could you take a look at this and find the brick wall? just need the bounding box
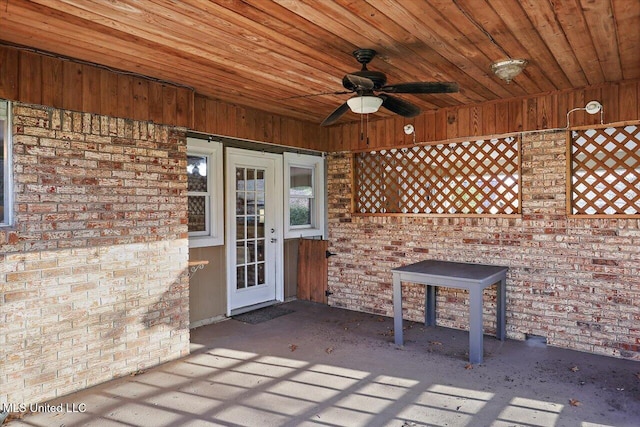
[327,130,640,361]
[0,103,189,404]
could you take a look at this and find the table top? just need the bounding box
[392,259,508,281]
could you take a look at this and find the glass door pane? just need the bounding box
[235,167,267,290]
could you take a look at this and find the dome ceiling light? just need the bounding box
[491,59,528,84]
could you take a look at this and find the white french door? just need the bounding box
[225,148,283,315]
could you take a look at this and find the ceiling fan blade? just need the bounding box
[343,74,375,91]
[380,82,459,94]
[379,94,421,117]
[321,102,350,126]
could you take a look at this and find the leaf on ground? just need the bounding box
[635,372,640,381]
[569,398,581,407]
[464,363,473,370]
[131,369,146,376]
[569,366,579,372]
[429,340,443,346]
[289,344,298,352]
[377,317,386,322]
[325,346,334,354]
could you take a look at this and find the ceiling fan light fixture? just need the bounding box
[347,96,383,114]
[491,59,528,83]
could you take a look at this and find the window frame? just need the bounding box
[1,99,13,228]
[187,137,224,247]
[283,152,325,238]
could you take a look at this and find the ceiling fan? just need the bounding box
[320,49,459,126]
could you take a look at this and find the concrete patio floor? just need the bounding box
[6,300,640,427]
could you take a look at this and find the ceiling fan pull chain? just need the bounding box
[366,113,370,145]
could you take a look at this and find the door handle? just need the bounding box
[270,238,277,243]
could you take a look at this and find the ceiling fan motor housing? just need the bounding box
[342,48,388,91]
[342,71,387,91]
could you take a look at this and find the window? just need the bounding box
[284,152,325,238]
[1,100,12,227]
[570,125,640,216]
[289,166,313,226]
[187,137,223,247]
[354,137,520,215]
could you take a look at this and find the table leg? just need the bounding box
[425,285,436,326]
[393,274,403,346]
[469,287,483,364]
[496,277,506,340]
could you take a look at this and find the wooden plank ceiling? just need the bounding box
[1,0,638,126]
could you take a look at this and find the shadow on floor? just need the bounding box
[7,300,640,427]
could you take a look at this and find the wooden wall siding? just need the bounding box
[192,94,329,151]
[0,47,193,127]
[3,46,638,153]
[328,80,640,152]
[0,45,328,149]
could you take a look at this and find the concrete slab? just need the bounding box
[5,300,640,426]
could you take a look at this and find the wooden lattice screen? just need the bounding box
[570,125,640,216]
[354,137,520,215]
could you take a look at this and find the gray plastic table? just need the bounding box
[392,259,508,364]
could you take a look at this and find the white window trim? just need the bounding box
[284,152,325,239]
[187,137,224,247]
[1,99,13,228]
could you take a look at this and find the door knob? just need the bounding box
[270,238,277,243]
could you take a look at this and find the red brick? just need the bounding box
[1,103,189,406]
[327,130,640,363]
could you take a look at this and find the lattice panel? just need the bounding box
[355,137,520,215]
[571,125,640,215]
[188,196,206,232]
